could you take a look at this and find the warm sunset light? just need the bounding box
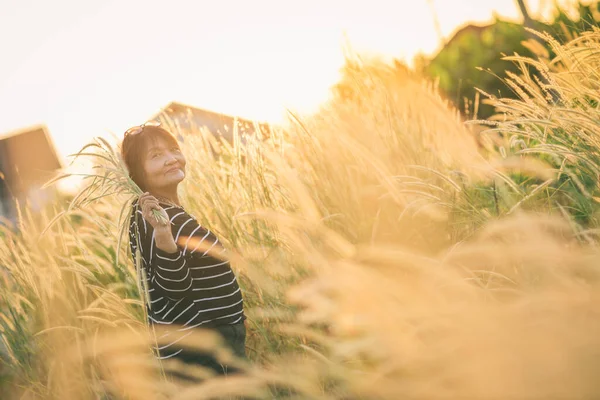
[0,0,571,160]
[5,1,600,398]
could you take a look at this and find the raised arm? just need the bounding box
[134,194,225,300]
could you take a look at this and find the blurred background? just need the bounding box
[0,0,593,217]
[4,1,600,399]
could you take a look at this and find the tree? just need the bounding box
[421,1,600,119]
[516,0,533,28]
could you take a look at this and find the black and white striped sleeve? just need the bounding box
[146,207,225,299]
[169,210,224,258]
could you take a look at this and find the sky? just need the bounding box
[0,0,572,161]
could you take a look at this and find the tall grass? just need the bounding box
[2,29,600,399]
[475,28,600,229]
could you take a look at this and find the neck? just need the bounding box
[151,186,181,206]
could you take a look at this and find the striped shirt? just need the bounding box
[128,200,245,360]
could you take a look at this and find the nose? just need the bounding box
[164,153,178,166]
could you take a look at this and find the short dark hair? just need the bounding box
[121,125,180,192]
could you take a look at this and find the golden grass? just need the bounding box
[2,31,600,399]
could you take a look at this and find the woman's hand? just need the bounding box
[139,192,169,229]
[139,192,178,253]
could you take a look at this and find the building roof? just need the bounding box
[0,125,63,195]
[152,101,272,141]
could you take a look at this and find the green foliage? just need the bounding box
[426,19,537,118]
[423,1,600,119]
[8,21,600,398]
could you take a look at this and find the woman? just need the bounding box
[122,122,246,379]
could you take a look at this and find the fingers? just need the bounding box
[139,192,159,202]
[139,193,159,211]
[142,201,161,217]
[138,192,169,227]
[139,192,157,205]
[145,199,160,209]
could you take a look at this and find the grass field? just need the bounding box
[2,29,600,399]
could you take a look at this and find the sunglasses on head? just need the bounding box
[124,120,161,137]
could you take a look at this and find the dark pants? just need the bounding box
[166,322,247,381]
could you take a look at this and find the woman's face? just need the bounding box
[142,137,186,192]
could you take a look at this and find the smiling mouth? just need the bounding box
[165,167,181,174]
